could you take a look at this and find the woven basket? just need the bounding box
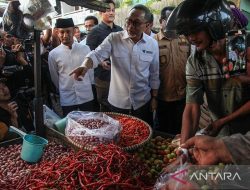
[105,112,153,151]
[65,112,153,151]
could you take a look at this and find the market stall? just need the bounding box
[0,111,179,189]
[2,1,249,190]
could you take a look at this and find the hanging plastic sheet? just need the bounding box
[2,1,29,38]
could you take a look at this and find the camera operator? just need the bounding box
[0,32,33,96]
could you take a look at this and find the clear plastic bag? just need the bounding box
[195,125,210,136]
[65,111,121,147]
[155,162,194,190]
[43,105,61,128]
[19,0,55,20]
[19,0,56,30]
[154,149,196,190]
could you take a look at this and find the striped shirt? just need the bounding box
[186,50,250,134]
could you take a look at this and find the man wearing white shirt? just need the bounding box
[48,18,94,116]
[141,9,155,38]
[70,5,160,126]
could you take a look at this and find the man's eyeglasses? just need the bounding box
[125,18,147,28]
[106,8,115,13]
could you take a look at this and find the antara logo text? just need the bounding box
[189,172,242,181]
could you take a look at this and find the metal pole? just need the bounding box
[34,29,45,137]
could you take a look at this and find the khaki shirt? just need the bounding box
[154,31,189,101]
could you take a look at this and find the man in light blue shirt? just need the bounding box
[70,5,159,126]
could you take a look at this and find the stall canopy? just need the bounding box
[58,0,109,12]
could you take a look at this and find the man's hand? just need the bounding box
[69,66,88,81]
[11,44,24,53]
[100,60,111,70]
[181,135,232,165]
[16,52,29,65]
[0,48,6,66]
[205,119,224,136]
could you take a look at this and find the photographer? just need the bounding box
[0,32,33,96]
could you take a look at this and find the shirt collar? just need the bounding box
[158,30,173,41]
[122,30,130,39]
[60,41,76,49]
[141,33,147,43]
[100,21,118,29]
[122,30,147,43]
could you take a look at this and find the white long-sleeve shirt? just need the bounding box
[87,31,160,110]
[48,42,94,106]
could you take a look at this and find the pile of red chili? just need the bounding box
[110,115,151,148]
[1,144,153,190]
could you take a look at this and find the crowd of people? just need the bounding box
[0,0,249,168]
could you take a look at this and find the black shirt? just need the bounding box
[86,22,123,81]
[1,47,33,96]
[0,106,11,127]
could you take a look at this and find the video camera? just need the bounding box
[22,39,33,53]
[15,86,35,102]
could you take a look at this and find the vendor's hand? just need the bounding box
[69,66,88,81]
[150,97,157,111]
[205,119,224,137]
[181,136,232,165]
[100,60,111,70]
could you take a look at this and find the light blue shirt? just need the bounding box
[48,42,94,106]
[80,38,87,45]
[86,30,160,110]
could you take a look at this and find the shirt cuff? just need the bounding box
[86,51,99,69]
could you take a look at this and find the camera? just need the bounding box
[23,39,33,53]
[15,86,35,102]
[1,65,23,75]
[226,30,247,76]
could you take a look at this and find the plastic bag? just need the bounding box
[155,151,247,190]
[65,111,121,148]
[2,1,30,39]
[43,105,61,128]
[154,149,194,190]
[195,125,210,136]
[19,0,56,30]
[155,162,195,190]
